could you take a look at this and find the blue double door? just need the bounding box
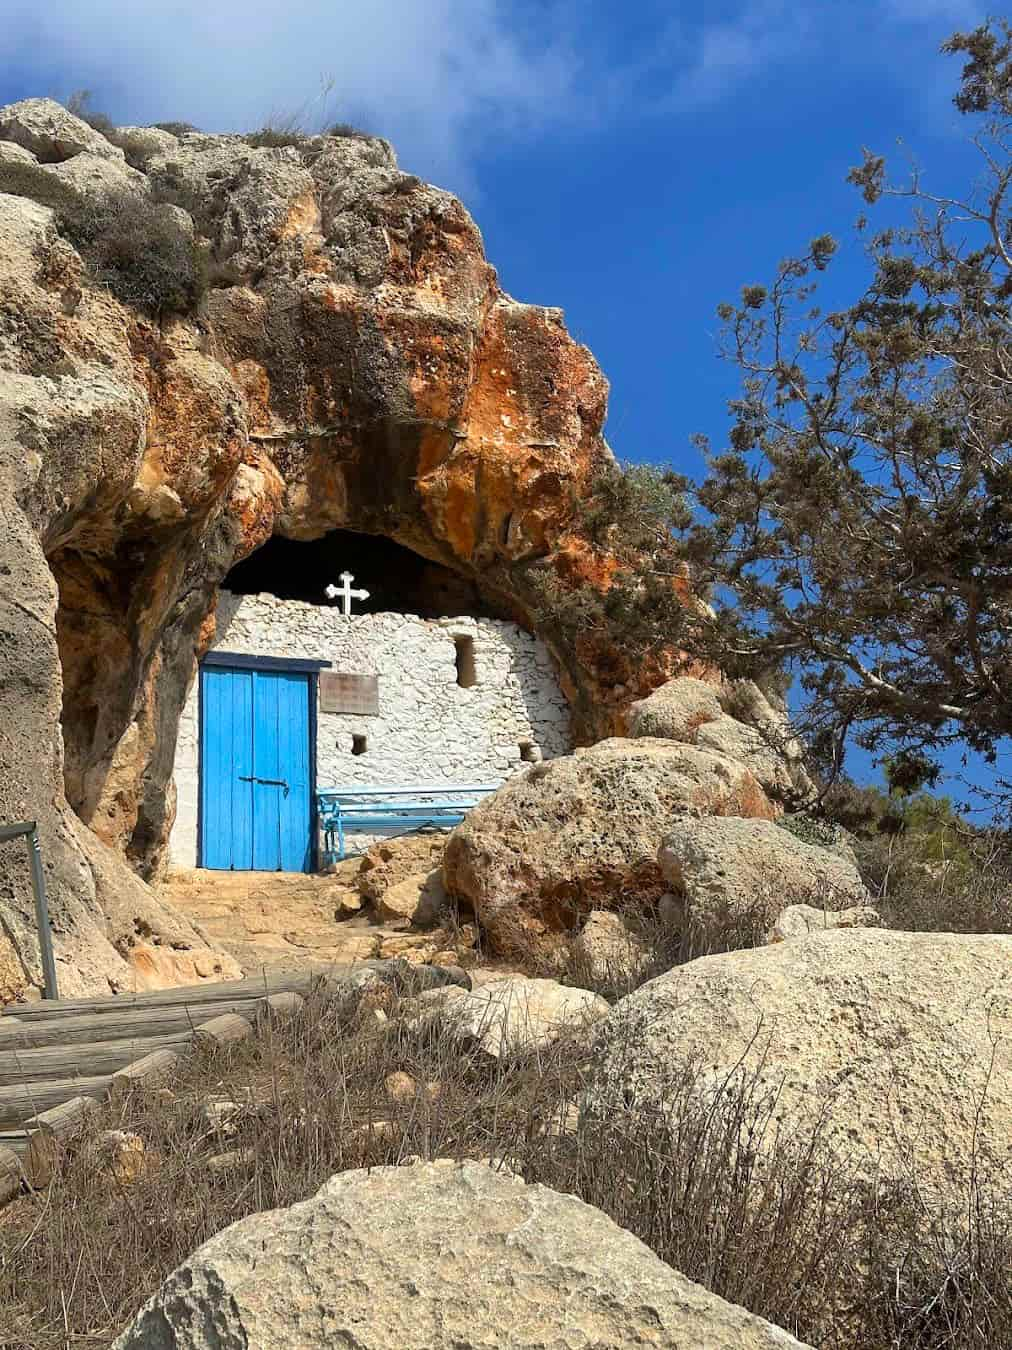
[200,666,312,872]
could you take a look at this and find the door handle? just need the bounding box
[239,775,290,797]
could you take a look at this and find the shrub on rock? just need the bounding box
[56,188,204,314]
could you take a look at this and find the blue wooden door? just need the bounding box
[200,666,311,872]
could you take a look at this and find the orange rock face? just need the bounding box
[0,102,704,997]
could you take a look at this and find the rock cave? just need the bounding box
[168,525,573,873]
[0,97,642,997]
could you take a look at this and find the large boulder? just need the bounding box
[585,929,1012,1189]
[112,1161,810,1348]
[444,738,775,953]
[413,975,609,1061]
[627,676,813,805]
[657,816,870,947]
[626,675,723,740]
[768,901,881,944]
[0,97,123,163]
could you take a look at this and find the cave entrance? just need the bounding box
[170,525,543,873]
[222,528,499,619]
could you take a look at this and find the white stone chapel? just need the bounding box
[169,538,572,872]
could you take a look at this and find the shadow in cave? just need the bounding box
[223,527,506,620]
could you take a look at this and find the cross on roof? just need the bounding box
[325,571,370,616]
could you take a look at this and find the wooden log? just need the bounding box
[0,1031,189,1087]
[23,1095,100,1187]
[0,970,329,1021]
[0,1144,23,1204]
[108,1047,184,1106]
[253,990,304,1029]
[0,998,276,1052]
[205,1146,256,1174]
[191,1013,253,1053]
[0,1130,28,1159]
[0,1075,110,1130]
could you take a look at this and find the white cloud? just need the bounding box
[1,1,981,191]
[3,0,579,190]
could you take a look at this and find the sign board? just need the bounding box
[319,672,379,716]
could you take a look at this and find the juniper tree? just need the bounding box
[683,21,1012,792]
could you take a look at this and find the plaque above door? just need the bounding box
[319,672,379,716]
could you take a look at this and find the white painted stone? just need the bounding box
[169,594,572,867]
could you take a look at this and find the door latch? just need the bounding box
[239,775,290,797]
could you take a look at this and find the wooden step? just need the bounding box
[0,1031,190,1088]
[1,970,324,1021]
[0,1075,111,1129]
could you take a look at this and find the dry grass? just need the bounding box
[2,980,1010,1349]
[857,831,1012,935]
[54,188,204,315]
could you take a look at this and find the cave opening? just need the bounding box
[223,527,503,620]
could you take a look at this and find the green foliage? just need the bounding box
[522,462,694,661]
[56,188,205,315]
[245,120,373,150]
[245,124,310,149]
[822,775,973,861]
[578,461,691,553]
[775,811,851,853]
[325,121,373,140]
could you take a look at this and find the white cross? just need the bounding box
[325,571,370,616]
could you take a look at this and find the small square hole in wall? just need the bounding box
[519,740,540,763]
[454,635,477,688]
[351,734,368,756]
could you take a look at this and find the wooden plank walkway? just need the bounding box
[0,958,467,1200]
[0,970,321,1131]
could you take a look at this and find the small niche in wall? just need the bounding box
[454,635,477,688]
[518,740,540,763]
[351,734,368,756]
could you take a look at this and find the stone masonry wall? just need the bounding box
[169,592,572,867]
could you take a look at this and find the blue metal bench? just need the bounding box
[317,783,499,863]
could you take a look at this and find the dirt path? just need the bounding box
[158,866,464,976]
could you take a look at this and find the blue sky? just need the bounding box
[2,0,994,805]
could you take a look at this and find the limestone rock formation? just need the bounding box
[356,837,448,904]
[767,901,881,943]
[657,816,870,946]
[626,675,723,740]
[585,929,1012,1189]
[112,1161,811,1348]
[375,869,446,926]
[0,96,664,997]
[443,737,775,952]
[0,97,124,163]
[628,676,814,804]
[572,909,652,986]
[412,975,609,1061]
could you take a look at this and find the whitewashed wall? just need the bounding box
[169,592,572,867]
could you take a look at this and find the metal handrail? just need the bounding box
[0,821,58,1000]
